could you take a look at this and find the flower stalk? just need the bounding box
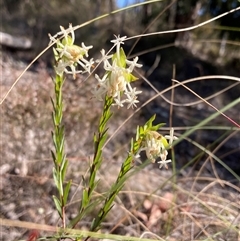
[50,24,93,229]
[70,35,143,229]
[51,73,71,229]
[69,95,113,229]
[90,115,178,231]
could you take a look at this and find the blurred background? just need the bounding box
[1,0,239,174]
[1,0,240,67]
[1,1,240,240]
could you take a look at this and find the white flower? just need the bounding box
[110,35,127,46]
[96,49,113,64]
[128,150,142,164]
[145,137,162,162]
[164,128,178,146]
[77,56,94,74]
[141,130,173,169]
[107,63,127,97]
[158,158,172,169]
[125,84,142,109]
[92,74,108,100]
[147,141,171,169]
[93,36,142,108]
[49,24,75,45]
[49,24,94,78]
[112,97,125,108]
[133,127,177,170]
[81,42,92,57]
[159,150,171,169]
[55,59,80,78]
[126,57,142,72]
[110,35,127,59]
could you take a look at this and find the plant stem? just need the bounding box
[90,136,139,232]
[70,96,113,228]
[51,74,71,228]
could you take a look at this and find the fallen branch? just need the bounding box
[0,31,32,49]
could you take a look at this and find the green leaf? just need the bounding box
[124,73,138,82]
[63,180,72,205]
[135,126,140,140]
[50,150,56,163]
[62,35,73,45]
[58,173,64,197]
[53,47,59,61]
[146,114,156,127]
[52,132,58,150]
[150,123,165,131]
[82,189,89,209]
[61,157,68,181]
[59,135,65,154]
[53,167,59,189]
[93,133,97,142]
[130,74,138,81]
[70,199,102,229]
[52,112,57,126]
[112,47,126,68]
[130,138,134,151]
[53,195,62,218]
[97,131,108,149]
[91,203,114,231]
[50,97,56,111]
[94,152,102,166]
[119,48,127,67]
[88,180,100,198]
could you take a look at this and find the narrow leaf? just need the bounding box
[82,189,89,209]
[63,180,72,205]
[53,195,62,218]
[61,157,68,181]
[50,150,56,162]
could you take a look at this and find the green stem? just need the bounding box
[90,116,162,231]
[70,96,113,228]
[51,74,71,228]
[90,137,140,231]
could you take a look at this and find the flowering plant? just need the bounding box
[49,24,94,78]
[49,24,178,235]
[93,35,142,108]
[130,115,178,169]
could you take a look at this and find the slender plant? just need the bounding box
[49,24,93,229]
[49,24,178,236]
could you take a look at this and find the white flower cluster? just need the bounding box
[49,24,94,79]
[138,128,178,169]
[93,36,143,109]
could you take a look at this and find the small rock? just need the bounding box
[158,192,174,212]
[0,164,11,175]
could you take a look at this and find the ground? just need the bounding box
[0,49,239,241]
